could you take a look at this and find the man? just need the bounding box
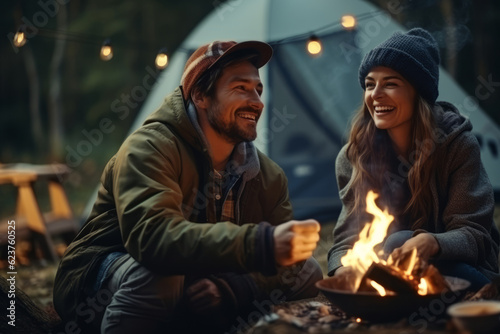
[53,40,323,333]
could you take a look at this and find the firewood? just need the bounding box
[420,264,450,295]
[357,276,379,293]
[389,248,426,278]
[364,262,419,295]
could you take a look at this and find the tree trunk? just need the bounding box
[48,5,68,160]
[441,0,457,78]
[22,45,44,155]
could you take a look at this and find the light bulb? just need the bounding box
[341,15,357,30]
[100,39,113,61]
[13,29,27,48]
[155,48,168,70]
[307,35,322,56]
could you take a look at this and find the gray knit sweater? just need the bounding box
[328,102,500,281]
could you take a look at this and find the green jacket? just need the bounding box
[53,87,293,321]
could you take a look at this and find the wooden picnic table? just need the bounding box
[0,163,79,262]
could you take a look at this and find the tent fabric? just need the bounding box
[267,30,362,221]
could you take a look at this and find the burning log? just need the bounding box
[357,278,381,293]
[364,262,419,295]
[360,260,450,296]
[420,264,450,295]
[388,247,426,278]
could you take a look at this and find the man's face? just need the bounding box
[205,60,264,144]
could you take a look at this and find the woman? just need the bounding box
[327,28,499,291]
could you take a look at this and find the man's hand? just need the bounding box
[273,219,320,266]
[390,233,440,264]
[185,279,222,315]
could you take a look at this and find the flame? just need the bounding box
[337,190,444,296]
[341,191,394,292]
[418,278,428,295]
[404,247,418,276]
[370,280,387,296]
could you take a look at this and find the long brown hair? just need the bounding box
[346,95,439,229]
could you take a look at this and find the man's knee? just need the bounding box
[109,254,185,302]
[99,256,185,332]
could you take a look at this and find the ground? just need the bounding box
[2,206,500,333]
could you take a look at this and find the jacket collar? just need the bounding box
[143,87,203,150]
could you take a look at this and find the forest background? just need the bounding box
[1,0,499,220]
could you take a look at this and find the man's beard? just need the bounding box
[207,102,258,144]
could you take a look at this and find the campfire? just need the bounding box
[337,191,449,296]
[265,189,487,329]
[314,191,472,322]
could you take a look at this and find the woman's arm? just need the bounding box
[424,131,499,267]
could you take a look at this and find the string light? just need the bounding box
[341,15,357,30]
[155,47,168,70]
[306,35,322,56]
[13,28,27,48]
[13,10,377,62]
[100,39,113,61]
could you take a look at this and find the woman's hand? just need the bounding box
[390,233,440,263]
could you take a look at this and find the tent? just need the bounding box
[127,0,500,222]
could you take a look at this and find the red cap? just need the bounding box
[180,40,273,100]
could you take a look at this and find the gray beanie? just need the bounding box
[358,28,440,104]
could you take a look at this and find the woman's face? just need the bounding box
[364,66,417,139]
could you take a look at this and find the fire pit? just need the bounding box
[321,191,473,322]
[316,275,470,322]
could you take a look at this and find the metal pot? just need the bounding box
[316,276,470,322]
